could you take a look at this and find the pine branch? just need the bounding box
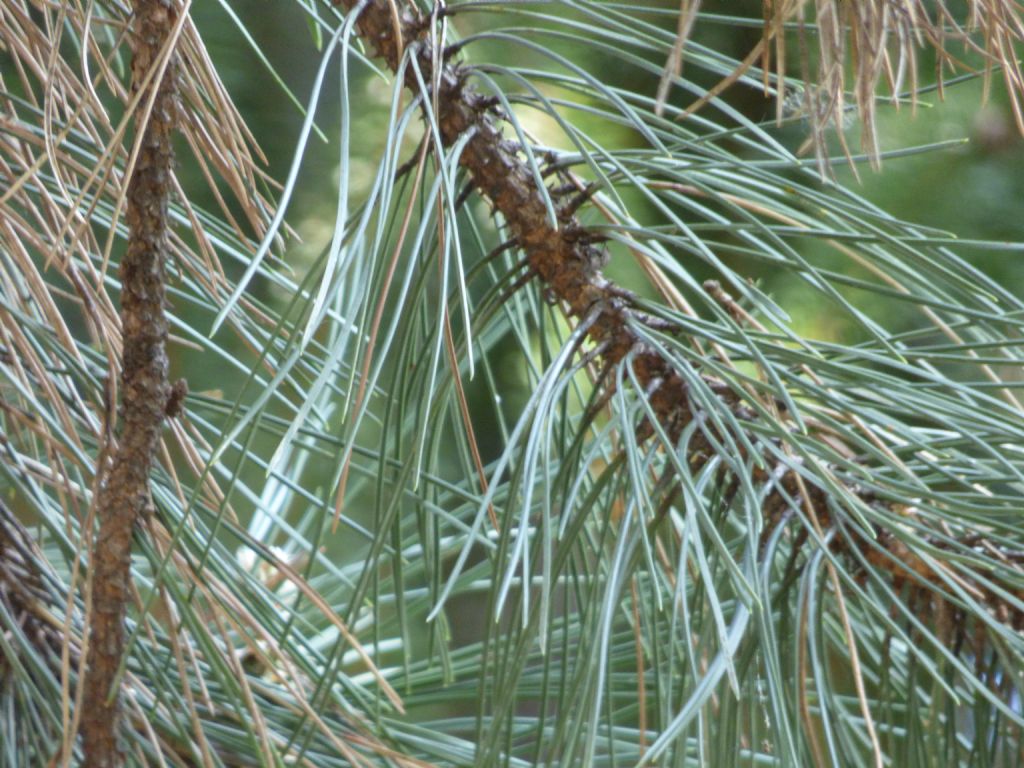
[335,0,1023,647]
[79,2,180,764]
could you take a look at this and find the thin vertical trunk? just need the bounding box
[79,1,178,764]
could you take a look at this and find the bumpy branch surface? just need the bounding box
[347,1,717,439]
[338,0,1023,639]
[79,2,178,765]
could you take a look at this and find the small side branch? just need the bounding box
[79,1,179,765]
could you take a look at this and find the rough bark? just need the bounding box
[79,1,178,765]
[343,1,722,441]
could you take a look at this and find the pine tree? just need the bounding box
[1,1,1023,765]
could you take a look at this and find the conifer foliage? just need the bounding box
[1,1,1023,765]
